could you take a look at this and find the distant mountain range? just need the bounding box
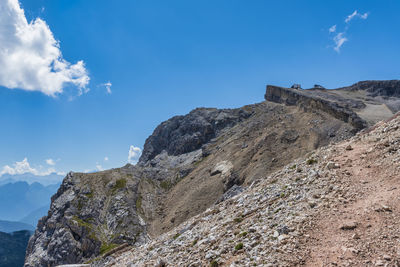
[0,174,63,267]
[19,205,51,227]
[0,179,60,227]
[0,172,63,186]
[0,220,34,233]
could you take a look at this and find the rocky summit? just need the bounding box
[24,80,400,266]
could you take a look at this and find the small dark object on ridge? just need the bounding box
[291,84,302,89]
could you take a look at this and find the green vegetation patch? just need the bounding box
[136,195,142,212]
[210,260,219,267]
[239,231,248,237]
[100,242,119,255]
[112,178,127,193]
[72,216,98,241]
[77,199,84,210]
[235,242,244,250]
[160,180,173,190]
[233,216,243,223]
[306,158,318,165]
[173,233,181,240]
[73,216,92,229]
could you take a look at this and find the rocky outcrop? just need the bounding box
[24,169,149,267]
[139,108,252,163]
[265,85,367,131]
[24,149,205,266]
[342,80,400,97]
[265,81,400,126]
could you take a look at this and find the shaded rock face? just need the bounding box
[139,108,252,163]
[344,80,400,97]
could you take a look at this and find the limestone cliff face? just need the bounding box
[265,80,400,128]
[265,85,367,131]
[25,80,400,266]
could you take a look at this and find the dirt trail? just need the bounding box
[303,126,400,266]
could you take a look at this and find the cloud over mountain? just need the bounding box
[128,145,141,164]
[0,158,64,177]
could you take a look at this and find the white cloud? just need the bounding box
[0,0,90,96]
[333,32,348,52]
[345,10,369,23]
[345,10,358,23]
[100,81,112,94]
[45,158,55,165]
[0,157,61,176]
[360,13,368,19]
[96,164,103,171]
[1,158,37,175]
[104,156,109,161]
[128,145,141,164]
[329,10,369,53]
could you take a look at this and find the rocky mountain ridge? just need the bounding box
[95,107,400,267]
[25,80,400,266]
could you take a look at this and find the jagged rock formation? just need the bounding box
[25,80,400,266]
[95,109,400,267]
[139,108,252,163]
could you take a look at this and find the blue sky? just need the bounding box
[0,0,399,176]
